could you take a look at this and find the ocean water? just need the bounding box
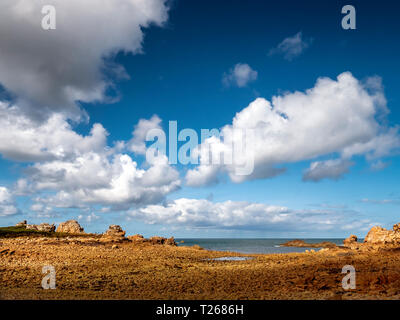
[176,238,345,254]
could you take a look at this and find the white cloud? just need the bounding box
[223,63,258,88]
[303,159,354,182]
[28,153,180,209]
[0,0,168,121]
[128,115,162,155]
[14,179,31,196]
[269,32,311,60]
[30,202,57,218]
[26,150,180,210]
[361,198,400,205]
[0,109,180,210]
[341,127,400,160]
[186,72,399,186]
[78,212,100,223]
[0,187,19,216]
[0,2,179,214]
[370,160,390,171]
[0,102,108,162]
[128,198,373,232]
[185,164,221,187]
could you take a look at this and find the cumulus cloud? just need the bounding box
[23,146,180,210]
[269,32,311,60]
[30,202,57,218]
[128,115,162,155]
[0,2,180,215]
[0,187,19,216]
[0,110,180,210]
[0,0,168,121]
[0,101,108,162]
[303,159,354,182]
[128,198,373,232]
[222,63,258,88]
[185,163,221,187]
[186,72,399,186]
[341,127,400,160]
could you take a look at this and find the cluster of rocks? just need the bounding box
[281,239,337,248]
[281,222,400,252]
[14,219,177,246]
[128,234,146,242]
[16,220,83,234]
[343,234,358,246]
[343,223,400,250]
[15,220,27,227]
[127,234,176,246]
[149,236,176,246]
[101,225,126,242]
[16,220,56,232]
[100,227,177,245]
[364,225,400,244]
[27,223,56,232]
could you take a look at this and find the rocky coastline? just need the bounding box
[281,223,400,252]
[2,221,400,299]
[9,219,177,245]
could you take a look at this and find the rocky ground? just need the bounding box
[2,220,400,300]
[2,236,400,300]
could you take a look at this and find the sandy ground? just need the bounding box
[1,237,400,300]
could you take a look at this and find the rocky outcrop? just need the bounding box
[26,223,55,232]
[101,225,126,242]
[149,236,177,246]
[128,234,147,243]
[126,234,176,245]
[16,220,55,232]
[15,220,27,228]
[281,239,336,248]
[339,223,400,251]
[343,235,358,246]
[165,237,177,246]
[363,226,400,245]
[56,220,84,234]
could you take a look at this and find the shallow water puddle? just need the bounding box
[212,256,253,261]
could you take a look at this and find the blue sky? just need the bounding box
[0,0,399,238]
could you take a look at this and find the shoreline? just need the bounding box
[1,234,400,300]
[2,221,400,300]
[177,238,344,254]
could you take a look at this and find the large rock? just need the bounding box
[166,237,177,246]
[15,220,27,228]
[128,234,147,243]
[343,235,358,246]
[281,239,336,248]
[26,223,55,232]
[101,225,126,242]
[56,220,84,234]
[149,236,177,246]
[364,226,400,244]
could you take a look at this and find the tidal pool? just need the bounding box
[212,256,253,261]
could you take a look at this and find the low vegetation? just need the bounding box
[0,226,99,239]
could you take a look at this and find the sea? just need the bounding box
[176,238,346,254]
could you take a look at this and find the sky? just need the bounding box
[0,0,399,238]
